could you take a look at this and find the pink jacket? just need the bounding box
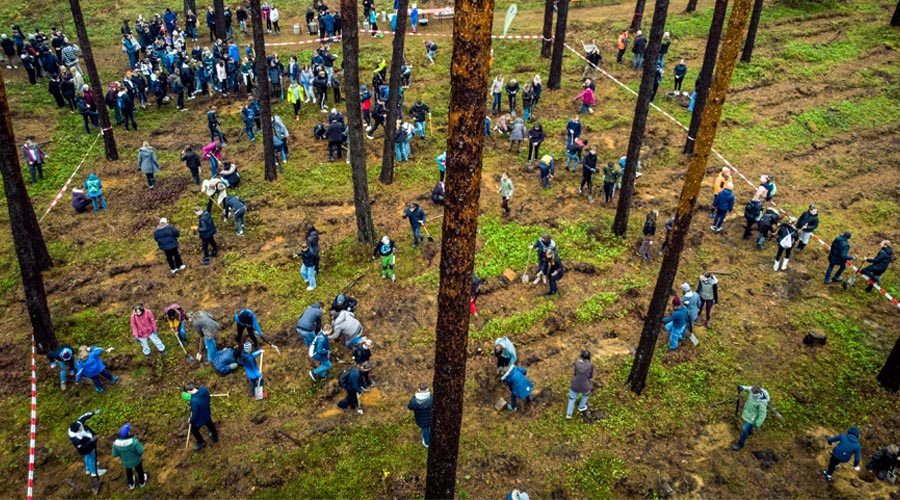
[202,142,222,160]
[130,309,158,339]
[574,88,595,105]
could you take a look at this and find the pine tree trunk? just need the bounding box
[630,0,648,31]
[892,0,900,26]
[184,0,197,18]
[878,336,900,391]
[541,0,554,58]
[249,0,278,181]
[547,0,569,90]
[741,0,764,63]
[683,0,728,155]
[0,71,57,354]
[214,0,227,41]
[686,0,698,13]
[380,0,409,185]
[69,0,118,161]
[612,0,670,237]
[629,0,752,395]
[341,0,376,243]
[424,0,493,496]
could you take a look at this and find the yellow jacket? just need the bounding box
[287,84,304,105]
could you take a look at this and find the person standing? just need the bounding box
[824,232,857,284]
[410,99,431,140]
[602,161,620,206]
[181,146,202,185]
[663,297,689,351]
[189,311,219,363]
[794,204,819,251]
[673,59,687,91]
[616,30,629,64]
[658,32,671,68]
[137,141,160,190]
[565,115,582,147]
[710,183,735,232]
[47,344,76,391]
[543,249,564,296]
[572,85,595,115]
[741,195,762,240]
[732,385,770,451]
[223,194,246,237]
[296,242,320,291]
[184,383,218,450]
[566,350,594,419]
[193,207,218,265]
[824,427,862,481]
[111,423,148,490]
[696,272,718,328]
[501,364,534,412]
[373,235,397,282]
[239,342,265,398]
[579,146,598,203]
[631,30,647,69]
[21,139,47,185]
[75,346,120,393]
[773,221,798,271]
[639,210,658,261]
[508,117,525,153]
[408,383,433,447]
[491,75,504,114]
[849,240,893,292]
[505,78,519,114]
[130,304,166,359]
[82,173,107,212]
[309,327,333,381]
[355,343,374,390]
[68,409,107,479]
[527,123,545,165]
[498,173,514,217]
[337,366,364,414]
[403,203,427,248]
[153,218,185,274]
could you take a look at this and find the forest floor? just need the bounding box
[1,0,900,498]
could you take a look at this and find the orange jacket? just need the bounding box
[617,32,629,50]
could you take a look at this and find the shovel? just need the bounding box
[521,247,533,283]
[421,222,434,242]
[254,351,265,400]
[173,333,193,363]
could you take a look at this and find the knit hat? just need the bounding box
[336,294,345,305]
[381,235,390,245]
[672,296,681,306]
[119,423,132,438]
[681,283,690,292]
[158,218,168,228]
[243,342,253,353]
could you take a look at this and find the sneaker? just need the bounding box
[178,265,186,271]
[822,470,832,481]
[171,268,178,274]
[110,376,120,384]
[357,408,364,414]
[391,274,396,283]
[61,382,67,391]
[193,441,207,451]
[96,469,107,476]
[824,279,832,284]
[309,371,317,381]
[710,225,718,231]
[200,258,210,265]
[566,414,572,419]
[732,443,743,451]
[236,231,244,237]
[506,404,517,411]
[366,135,374,140]
[578,407,588,413]
[140,473,148,488]
[129,483,136,490]
[833,276,843,282]
[381,273,387,279]
[306,285,316,291]
[95,387,105,393]
[423,439,429,448]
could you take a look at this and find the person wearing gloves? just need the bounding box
[239,342,265,398]
[824,427,862,481]
[732,385,770,450]
[372,235,397,282]
[130,304,167,358]
[566,350,594,419]
[408,383,433,447]
[329,308,364,349]
[75,346,120,393]
[111,423,148,489]
[501,364,534,411]
[663,297,689,351]
[183,383,218,450]
[493,336,517,373]
[296,302,324,347]
[309,328,332,381]
[69,409,107,478]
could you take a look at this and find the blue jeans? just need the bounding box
[345,334,362,348]
[90,195,108,211]
[403,138,412,160]
[566,389,589,417]
[421,426,430,446]
[394,143,406,162]
[297,328,315,347]
[301,264,317,288]
[84,449,98,476]
[580,103,590,114]
[492,92,502,113]
[244,122,255,142]
[127,52,138,69]
[209,126,224,143]
[414,120,426,138]
[825,262,847,282]
[427,50,436,63]
[523,107,531,121]
[713,209,727,228]
[232,207,245,234]
[55,362,71,383]
[90,369,115,390]
[666,322,684,350]
[312,358,332,378]
[412,226,423,245]
[204,338,217,362]
[565,152,580,172]
[209,157,219,177]
[737,422,754,446]
[632,52,644,69]
[658,53,666,69]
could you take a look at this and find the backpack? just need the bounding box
[338,370,350,389]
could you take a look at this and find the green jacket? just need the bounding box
[739,385,770,428]
[602,163,619,184]
[499,177,514,198]
[111,436,145,468]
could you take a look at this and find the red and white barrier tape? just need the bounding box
[265,29,545,46]
[38,132,101,223]
[565,43,900,311]
[27,336,36,500]
[265,35,342,47]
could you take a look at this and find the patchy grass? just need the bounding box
[471,300,556,340]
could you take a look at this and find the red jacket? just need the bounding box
[130,309,158,339]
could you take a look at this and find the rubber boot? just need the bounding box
[781,258,789,270]
[773,259,780,271]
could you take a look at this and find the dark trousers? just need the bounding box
[292,101,301,117]
[825,262,847,282]
[201,236,218,258]
[775,246,792,261]
[548,273,560,294]
[507,95,516,113]
[742,217,755,239]
[616,49,625,63]
[699,298,714,321]
[363,109,371,126]
[235,325,259,349]
[528,143,540,161]
[145,173,155,188]
[177,90,184,109]
[338,389,359,409]
[580,177,593,196]
[603,182,615,204]
[328,140,342,159]
[27,162,44,184]
[189,166,200,185]
[123,109,137,130]
[501,196,509,215]
[190,419,219,444]
[674,77,684,91]
[826,455,843,476]
[163,247,183,270]
[125,461,145,487]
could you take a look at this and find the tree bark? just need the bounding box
[69,0,118,161]
[628,0,752,395]
[630,0,648,31]
[683,0,728,155]
[184,0,197,18]
[892,0,900,26]
[214,0,227,41]
[341,0,376,243]
[380,0,409,185]
[541,0,554,58]
[741,0,764,63]
[424,0,493,497]
[0,70,57,354]
[547,0,569,90]
[878,336,900,391]
[686,0,698,13]
[249,0,278,181]
[612,0,670,237]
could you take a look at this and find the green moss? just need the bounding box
[471,300,555,341]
